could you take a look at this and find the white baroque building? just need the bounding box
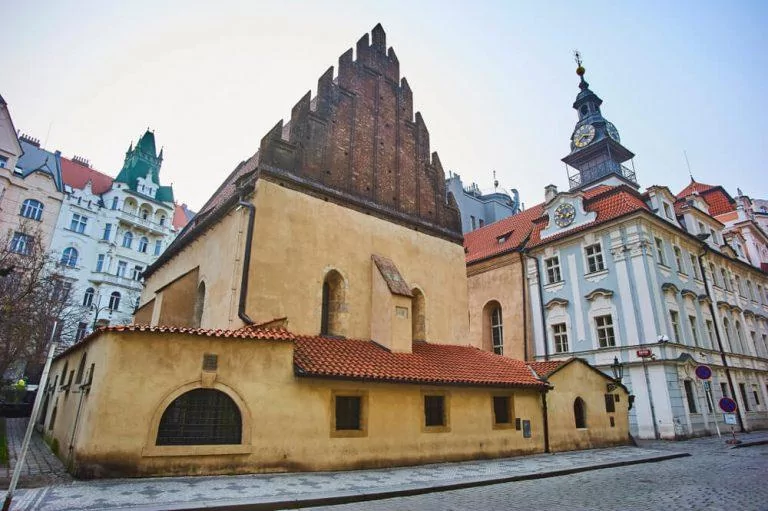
[49,130,192,343]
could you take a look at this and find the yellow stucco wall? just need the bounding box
[545,361,630,452]
[467,253,530,360]
[43,331,545,478]
[141,178,470,344]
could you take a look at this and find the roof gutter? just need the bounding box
[523,249,549,361]
[237,197,256,325]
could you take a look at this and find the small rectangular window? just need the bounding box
[116,261,127,278]
[655,238,666,266]
[478,219,484,227]
[670,310,681,342]
[739,383,751,412]
[544,256,562,284]
[470,216,476,230]
[202,353,218,371]
[663,202,673,219]
[585,243,605,273]
[75,322,88,341]
[515,418,522,431]
[689,316,699,347]
[610,416,615,427]
[493,396,512,425]
[673,247,685,274]
[752,385,760,406]
[154,239,162,256]
[424,395,446,427]
[96,254,105,273]
[102,223,112,241]
[721,382,729,398]
[595,315,616,347]
[684,380,697,413]
[335,396,362,430]
[69,213,87,234]
[706,320,715,347]
[690,254,701,279]
[552,323,568,353]
[604,394,616,413]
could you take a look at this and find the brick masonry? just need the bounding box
[257,24,462,242]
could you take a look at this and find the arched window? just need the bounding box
[60,247,79,267]
[20,199,44,221]
[111,196,118,210]
[141,209,149,220]
[122,231,133,248]
[193,282,205,328]
[574,397,587,428]
[723,318,732,349]
[82,287,95,307]
[482,301,503,355]
[320,270,345,336]
[138,236,149,253]
[156,389,242,445]
[159,216,166,227]
[735,321,745,353]
[412,288,426,342]
[108,291,121,311]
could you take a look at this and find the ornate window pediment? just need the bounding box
[584,288,613,301]
[544,298,569,310]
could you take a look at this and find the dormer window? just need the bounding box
[662,202,673,219]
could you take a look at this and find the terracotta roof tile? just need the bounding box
[60,157,113,194]
[675,180,736,216]
[294,336,547,388]
[527,360,569,378]
[465,185,649,260]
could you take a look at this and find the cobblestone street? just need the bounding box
[308,437,768,511]
[0,418,71,489]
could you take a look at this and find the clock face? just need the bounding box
[554,203,576,228]
[572,124,596,148]
[606,122,620,142]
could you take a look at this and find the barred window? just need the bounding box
[156,389,242,445]
[553,323,568,353]
[424,395,446,427]
[585,244,605,273]
[595,315,615,347]
[545,256,562,284]
[335,396,362,430]
[491,306,503,355]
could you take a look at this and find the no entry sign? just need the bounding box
[719,397,738,413]
[695,365,712,380]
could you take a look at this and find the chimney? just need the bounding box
[19,133,40,147]
[72,155,91,168]
[545,184,558,202]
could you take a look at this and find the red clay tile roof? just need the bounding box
[465,185,649,261]
[172,203,195,230]
[294,336,547,388]
[676,179,735,217]
[60,157,113,194]
[527,360,569,378]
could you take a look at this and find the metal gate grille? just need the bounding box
[156,389,242,445]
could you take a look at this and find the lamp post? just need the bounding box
[91,295,113,330]
[606,356,624,392]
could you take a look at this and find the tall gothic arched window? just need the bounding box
[321,270,345,336]
[482,301,503,355]
[574,397,587,428]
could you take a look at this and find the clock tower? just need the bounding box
[562,53,639,191]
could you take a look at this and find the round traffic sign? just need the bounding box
[719,397,737,413]
[695,365,712,380]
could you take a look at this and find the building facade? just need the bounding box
[445,171,520,233]
[465,62,768,439]
[49,130,185,343]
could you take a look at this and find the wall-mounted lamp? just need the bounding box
[607,356,624,392]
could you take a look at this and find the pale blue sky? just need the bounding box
[2,0,766,210]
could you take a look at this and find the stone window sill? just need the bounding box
[142,444,252,457]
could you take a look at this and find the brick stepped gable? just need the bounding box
[257,24,462,242]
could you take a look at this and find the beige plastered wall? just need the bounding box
[546,361,630,452]
[467,252,531,360]
[42,331,545,478]
[0,170,63,250]
[141,178,470,344]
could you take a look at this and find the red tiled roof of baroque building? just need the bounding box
[676,179,736,217]
[60,157,113,194]
[57,324,547,388]
[464,184,649,262]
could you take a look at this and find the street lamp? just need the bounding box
[91,295,113,330]
[607,356,624,392]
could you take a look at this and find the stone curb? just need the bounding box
[731,439,768,449]
[127,452,691,511]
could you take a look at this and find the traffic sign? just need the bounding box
[723,413,737,425]
[695,365,712,380]
[719,397,737,413]
[703,381,711,392]
[636,349,653,358]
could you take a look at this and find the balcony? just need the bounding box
[568,161,637,190]
[114,209,169,235]
[89,271,143,291]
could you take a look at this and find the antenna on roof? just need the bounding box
[493,170,498,191]
[43,122,53,149]
[683,150,694,180]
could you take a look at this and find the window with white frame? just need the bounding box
[662,202,673,219]
[747,281,755,301]
[735,275,744,297]
[705,319,715,348]
[491,306,503,355]
[138,236,149,253]
[544,256,562,284]
[689,315,699,347]
[111,196,118,210]
[734,321,745,353]
[69,213,87,234]
[720,268,731,291]
[690,254,701,279]
[116,261,127,278]
[670,310,681,342]
[122,231,133,248]
[9,232,33,255]
[60,247,78,267]
[595,315,616,347]
[553,323,568,353]
[75,322,88,341]
[96,254,105,272]
[709,264,718,286]
[683,380,698,413]
[750,331,758,356]
[83,287,94,307]
[102,223,112,241]
[585,244,605,273]
[673,247,685,274]
[108,291,121,311]
[19,199,44,221]
[154,240,162,256]
[655,238,666,266]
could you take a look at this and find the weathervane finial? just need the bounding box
[573,50,582,67]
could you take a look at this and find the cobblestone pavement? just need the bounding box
[1,418,71,488]
[308,435,768,511]
[1,444,686,511]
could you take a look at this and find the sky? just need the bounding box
[2,0,767,212]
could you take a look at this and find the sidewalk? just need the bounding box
[2,444,688,511]
[0,418,71,489]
